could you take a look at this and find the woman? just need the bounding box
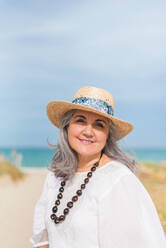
[30,86,166,248]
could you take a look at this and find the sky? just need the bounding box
[0,0,166,148]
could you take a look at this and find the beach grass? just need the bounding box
[0,155,27,182]
[139,161,166,234]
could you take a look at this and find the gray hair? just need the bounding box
[47,109,140,181]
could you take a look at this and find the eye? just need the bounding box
[96,122,104,128]
[75,118,85,123]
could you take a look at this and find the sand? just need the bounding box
[0,168,48,248]
[1,165,166,248]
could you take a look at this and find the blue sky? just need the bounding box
[0,0,166,148]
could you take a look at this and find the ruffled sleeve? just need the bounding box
[29,171,51,247]
[98,173,166,248]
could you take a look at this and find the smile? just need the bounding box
[79,139,94,144]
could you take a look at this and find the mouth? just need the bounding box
[78,138,94,144]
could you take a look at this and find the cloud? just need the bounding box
[1,0,166,78]
[0,0,166,147]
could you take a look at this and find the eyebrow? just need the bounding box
[73,115,107,124]
[74,115,86,119]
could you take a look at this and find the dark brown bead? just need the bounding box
[91,166,96,172]
[76,189,82,196]
[61,181,66,186]
[59,215,65,221]
[54,218,60,224]
[57,193,63,199]
[55,199,60,205]
[84,178,89,184]
[94,162,99,166]
[64,208,69,215]
[81,183,86,189]
[72,195,78,202]
[59,187,64,192]
[87,172,92,177]
[50,214,56,220]
[52,206,58,213]
[67,201,73,208]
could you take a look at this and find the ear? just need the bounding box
[106,128,110,142]
[66,124,69,131]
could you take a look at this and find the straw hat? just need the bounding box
[46,86,134,141]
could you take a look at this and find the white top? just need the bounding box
[30,160,166,248]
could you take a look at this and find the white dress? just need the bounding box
[30,160,166,248]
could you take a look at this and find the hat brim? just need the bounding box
[46,101,134,141]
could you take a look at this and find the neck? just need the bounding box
[77,152,102,172]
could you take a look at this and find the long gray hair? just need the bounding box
[47,109,140,181]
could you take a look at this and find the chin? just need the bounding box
[76,150,101,157]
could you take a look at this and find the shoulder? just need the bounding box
[100,160,133,182]
[44,170,61,189]
[92,160,138,200]
[96,162,155,211]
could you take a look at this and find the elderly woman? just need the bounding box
[30,86,166,248]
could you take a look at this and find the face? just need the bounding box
[67,110,110,158]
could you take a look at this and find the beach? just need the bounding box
[0,168,48,248]
[0,163,166,248]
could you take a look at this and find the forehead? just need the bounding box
[73,109,109,122]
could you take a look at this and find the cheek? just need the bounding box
[67,124,81,142]
[96,131,108,145]
[100,135,107,146]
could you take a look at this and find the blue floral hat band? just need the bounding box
[72,97,114,116]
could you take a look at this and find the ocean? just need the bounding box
[0,147,166,168]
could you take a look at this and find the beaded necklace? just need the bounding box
[50,153,103,224]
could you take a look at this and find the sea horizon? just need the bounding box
[0,146,166,168]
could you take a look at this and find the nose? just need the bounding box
[82,124,94,138]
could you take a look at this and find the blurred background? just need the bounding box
[0,1,166,247]
[0,0,166,168]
